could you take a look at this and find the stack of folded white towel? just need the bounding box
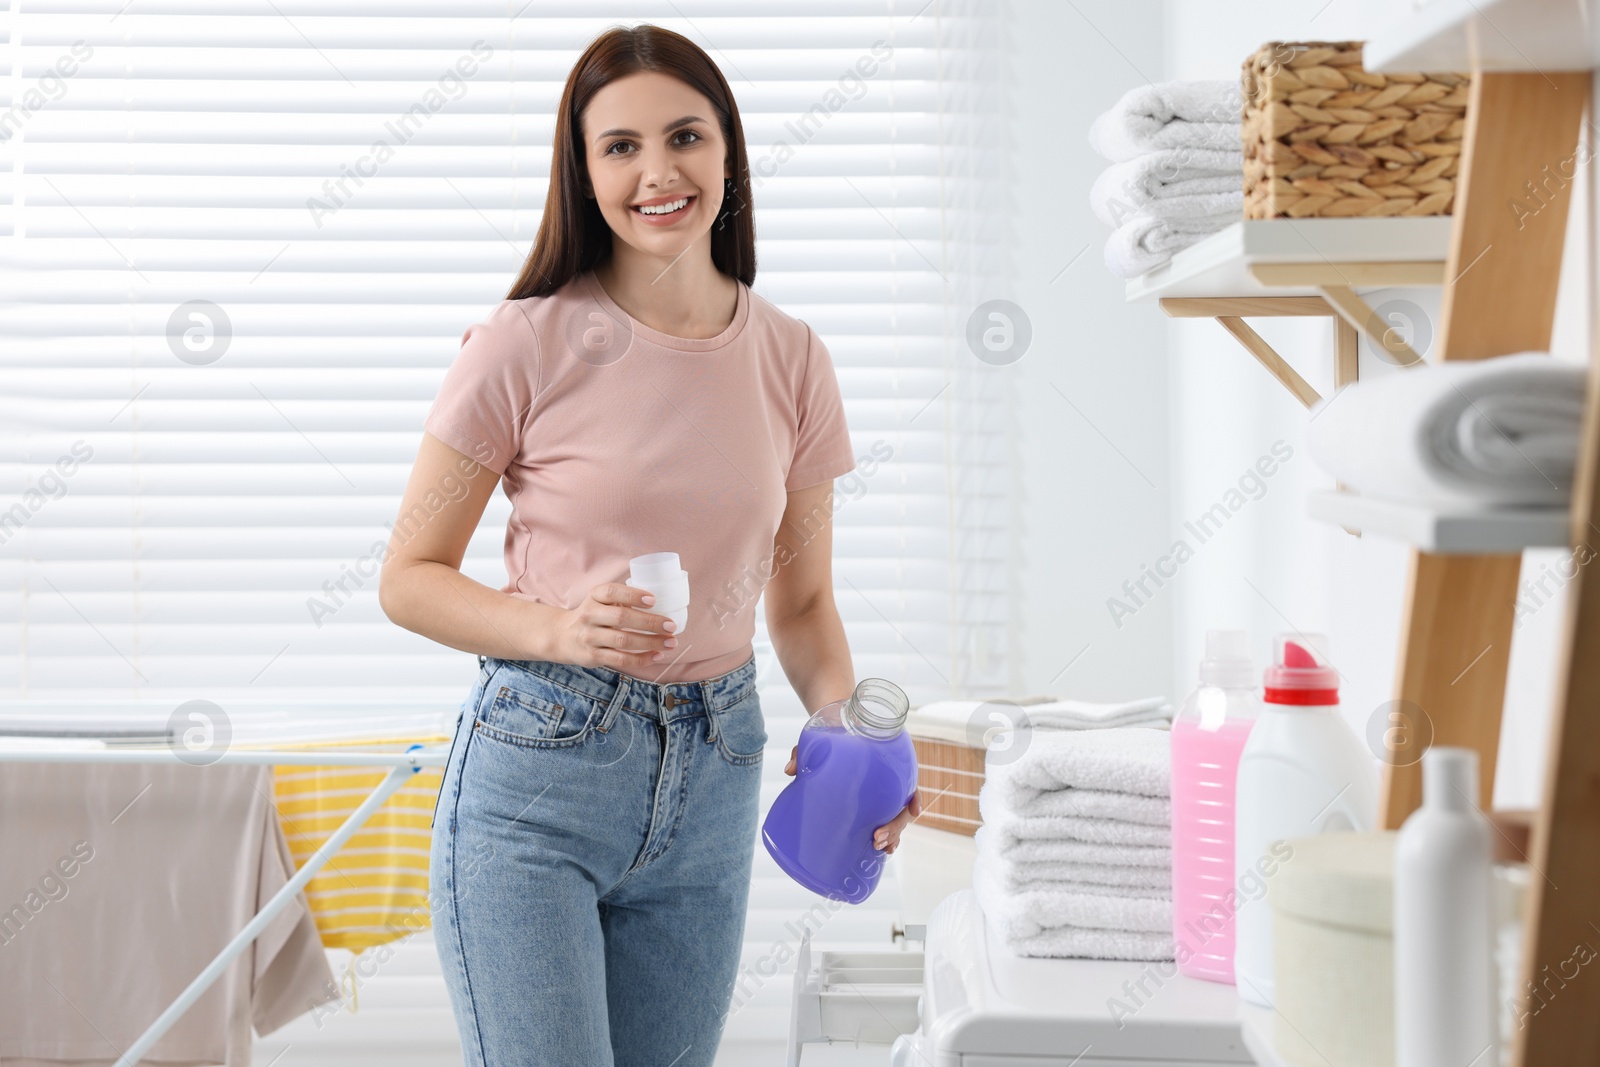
[971,725,1175,961]
[1088,80,1245,279]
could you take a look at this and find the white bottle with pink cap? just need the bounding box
[1232,631,1378,1009]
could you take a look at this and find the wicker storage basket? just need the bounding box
[910,737,984,836]
[1241,41,1471,219]
[905,694,1059,836]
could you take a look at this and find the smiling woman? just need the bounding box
[371,21,910,1067]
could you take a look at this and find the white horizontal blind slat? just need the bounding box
[1,3,1006,712]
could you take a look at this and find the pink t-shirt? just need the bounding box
[422,269,857,683]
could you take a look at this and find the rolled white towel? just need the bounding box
[987,726,1172,807]
[979,778,1170,826]
[1090,149,1243,227]
[1307,352,1588,507]
[1089,79,1244,162]
[1104,212,1236,279]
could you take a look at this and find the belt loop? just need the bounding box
[597,673,628,733]
[700,678,716,742]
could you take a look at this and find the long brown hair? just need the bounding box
[506,25,756,300]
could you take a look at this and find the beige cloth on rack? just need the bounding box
[0,760,339,1066]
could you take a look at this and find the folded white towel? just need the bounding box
[979,787,1170,850]
[979,778,1170,826]
[1308,352,1587,507]
[975,866,1176,961]
[996,919,1177,962]
[1104,212,1236,278]
[905,694,1056,746]
[1089,80,1243,162]
[998,857,1172,892]
[973,857,1171,939]
[1026,695,1174,731]
[908,694,1171,746]
[1090,150,1243,228]
[975,824,1170,870]
[992,812,1169,849]
[987,727,1172,808]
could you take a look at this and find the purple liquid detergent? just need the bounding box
[762,679,919,904]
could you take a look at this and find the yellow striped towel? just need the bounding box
[270,735,449,952]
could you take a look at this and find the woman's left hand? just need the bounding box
[872,791,922,854]
[783,744,924,855]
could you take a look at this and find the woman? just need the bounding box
[379,25,921,1067]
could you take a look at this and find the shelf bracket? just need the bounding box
[1212,316,1323,408]
[1245,261,1437,366]
[1317,284,1424,366]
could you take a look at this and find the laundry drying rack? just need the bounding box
[0,738,448,1067]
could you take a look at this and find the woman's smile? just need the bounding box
[630,193,697,226]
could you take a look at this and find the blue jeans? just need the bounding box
[430,652,767,1067]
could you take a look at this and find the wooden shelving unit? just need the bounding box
[1361,16,1599,1067]
[1126,37,1597,1067]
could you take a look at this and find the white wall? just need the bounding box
[1161,0,1594,808]
[1009,2,1173,703]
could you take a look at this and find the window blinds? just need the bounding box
[0,1,1008,713]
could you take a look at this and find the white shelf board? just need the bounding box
[1238,1002,1287,1067]
[1364,0,1598,74]
[1309,489,1571,552]
[1125,218,1453,302]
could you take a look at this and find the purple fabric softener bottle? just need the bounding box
[761,678,919,904]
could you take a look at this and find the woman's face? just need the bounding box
[580,71,731,256]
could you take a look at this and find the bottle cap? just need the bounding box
[1263,632,1339,705]
[1422,745,1479,810]
[628,552,690,611]
[1199,629,1255,688]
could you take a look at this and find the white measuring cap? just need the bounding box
[628,552,690,635]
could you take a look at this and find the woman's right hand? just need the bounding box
[552,582,678,670]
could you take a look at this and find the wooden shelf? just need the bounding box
[1307,490,1571,552]
[1125,218,1452,302]
[1364,0,1597,74]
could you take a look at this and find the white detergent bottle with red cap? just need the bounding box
[1232,632,1378,1009]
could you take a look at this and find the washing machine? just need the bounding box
[890,889,1255,1067]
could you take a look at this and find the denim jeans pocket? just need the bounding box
[474,669,599,749]
[431,709,463,829]
[710,687,767,767]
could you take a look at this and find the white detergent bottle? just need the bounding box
[1233,632,1378,1009]
[1395,746,1498,1067]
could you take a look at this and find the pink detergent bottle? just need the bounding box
[1170,629,1261,983]
[762,678,918,904]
